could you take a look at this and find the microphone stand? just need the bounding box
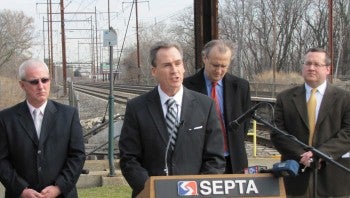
[251,113,350,198]
[164,135,172,176]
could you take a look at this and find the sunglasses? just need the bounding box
[22,78,50,85]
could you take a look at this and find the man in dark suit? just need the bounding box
[183,39,251,174]
[119,41,225,197]
[271,48,350,197]
[0,59,86,198]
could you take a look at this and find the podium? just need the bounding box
[137,173,285,198]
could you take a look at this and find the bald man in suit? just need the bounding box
[184,39,251,174]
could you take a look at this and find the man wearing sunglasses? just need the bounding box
[0,59,86,198]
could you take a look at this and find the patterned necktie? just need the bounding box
[307,88,317,145]
[165,98,178,150]
[33,109,41,138]
[211,82,228,152]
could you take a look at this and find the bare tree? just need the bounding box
[120,7,195,84]
[334,0,350,78]
[171,7,195,75]
[120,0,350,84]
[303,0,328,49]
[0,10,34,73]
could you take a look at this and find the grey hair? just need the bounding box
[149,41,183,67]
[201,39,235,60]
[19,59,49,80]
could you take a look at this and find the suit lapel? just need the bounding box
[223,75,236,124]
[17,102,39,145]
[292,86,309,129]
[147,88,168,144]
[175,88,195,148]
[192,69,208,94]
[179,88,194,127]
[39,100,57,145]
[316,84,336,127]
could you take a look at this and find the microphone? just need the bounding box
[260,160,300,177]
[229,103,262,129]
[164,132,172,176]
[177,120,184,129]
[164,120,184,176]
[244,165,268,174]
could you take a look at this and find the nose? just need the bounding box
[37,81,45,88]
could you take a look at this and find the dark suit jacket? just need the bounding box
[271,83,350,196]
[0,100,86,198]
[183,69,251,173]
[119,86,226,197]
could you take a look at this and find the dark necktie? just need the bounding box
[165,98,178,150]
[211,82,228,152]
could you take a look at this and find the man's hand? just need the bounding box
[300,151,324,171]
[21,188,44,198]
[300,151,314,167]
[40,185,61,198]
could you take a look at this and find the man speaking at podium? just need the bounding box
[271,48,350,197]
[119,41,226,197]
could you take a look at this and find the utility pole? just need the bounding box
[135,0,141,83]
[95,7,99,79]
[49,0,54,82]
[37,1,59,81]
[42,17,46,60]
[328,0,334,83]
[45,0,53,80]
[47,12,96,80]
[123,0,149,82]
[194,0,218,71]
[90,16,95,78]
[272,1,277,97]
[60,0,67,95]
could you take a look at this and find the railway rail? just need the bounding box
[73,81,278,157]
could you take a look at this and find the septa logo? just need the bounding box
[177,181,198,196]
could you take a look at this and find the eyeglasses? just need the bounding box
[22,78,50,85]
[304,62,327,68]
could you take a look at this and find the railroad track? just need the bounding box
[74,81,277,150]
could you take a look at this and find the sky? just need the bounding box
[1,0,192,64]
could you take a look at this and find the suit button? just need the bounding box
[37,150,41,154]
[38,167,42,172]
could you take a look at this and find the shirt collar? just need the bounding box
[305,81,327,96]
[158,85,183,107]
[27,100,48,115]
[203,71,223,87]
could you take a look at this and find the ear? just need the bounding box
[202,56,207,65]
[19,81,25,89]
[151,67,157,77]
[326,66,331,75]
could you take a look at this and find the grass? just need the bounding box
[78,185,132,198]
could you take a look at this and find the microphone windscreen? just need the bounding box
[272,160,299,177]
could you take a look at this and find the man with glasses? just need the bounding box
[0,59,86,198]
[271,48,350,197]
